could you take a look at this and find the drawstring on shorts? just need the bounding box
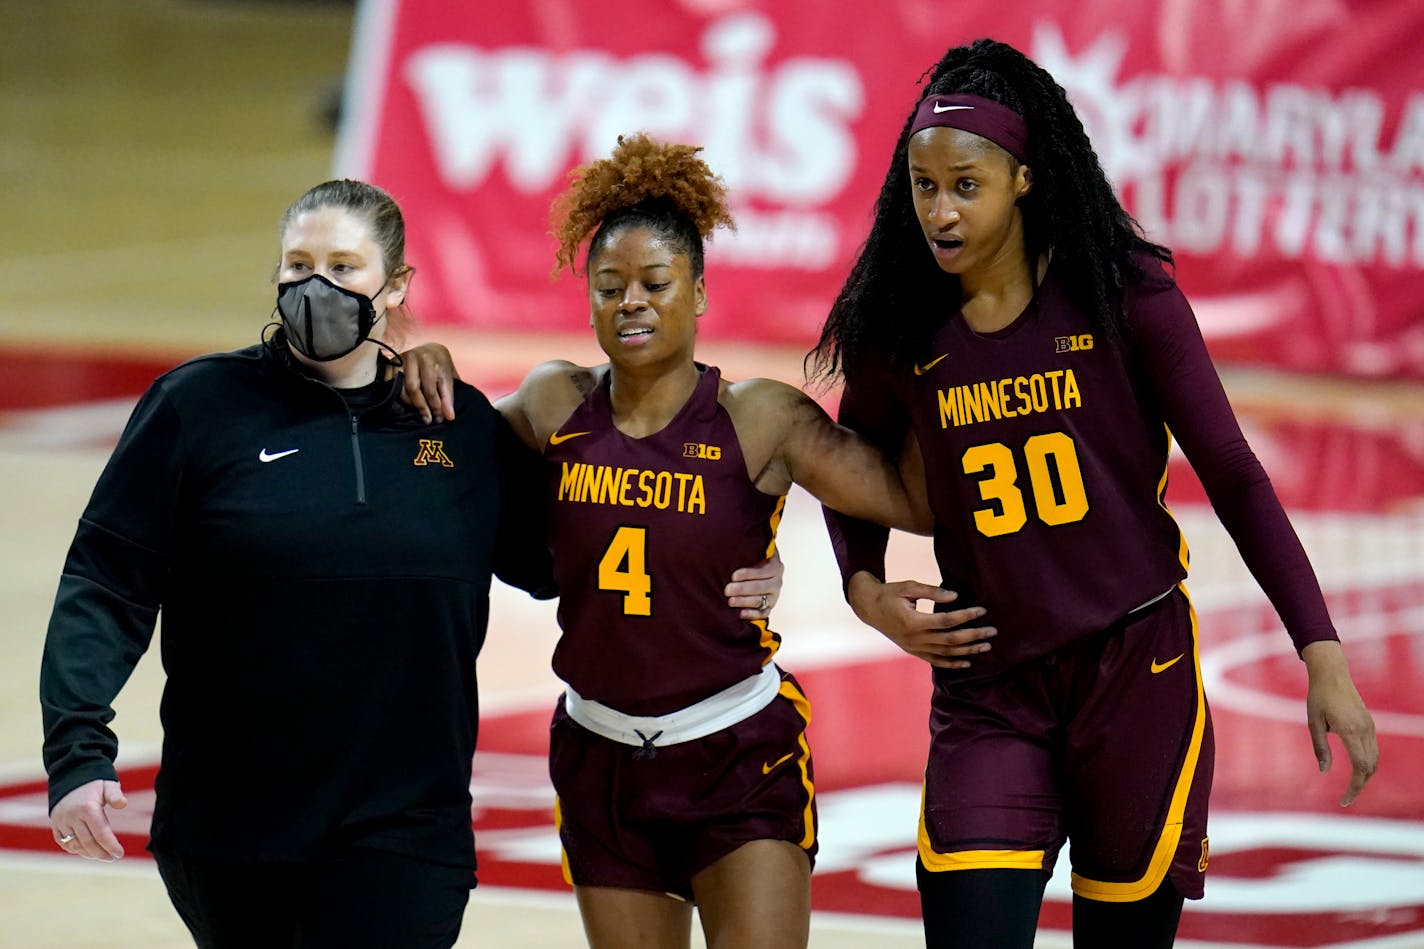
[631,729,663,760]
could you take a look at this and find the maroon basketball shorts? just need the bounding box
[919,584,1214,901]
[549,669,817,900]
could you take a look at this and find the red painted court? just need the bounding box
[2,347,1421,948]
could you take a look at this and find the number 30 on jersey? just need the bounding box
[962,431,1090,537]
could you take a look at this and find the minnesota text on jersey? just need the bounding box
[557,461,708,514]
[936,369,1083,429]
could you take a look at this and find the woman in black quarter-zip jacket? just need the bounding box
[37,179,560,949]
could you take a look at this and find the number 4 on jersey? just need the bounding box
[598,525,652,616]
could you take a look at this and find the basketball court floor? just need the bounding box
[3,3,1422,947]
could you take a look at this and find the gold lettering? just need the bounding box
[556,464,707,514]
[593,465,619,504]
[1063,369,1081,408]
[962,384,984,424]
[578,463,597,502]
[937,388,958,428]
[935,371,1085,429]
[559,462,582,501]
[977,381,1003,420]
[1029,376,1048,413]
[412,438,454,467]
[673,472,695,510]
[997,378,1016,418]
[653,471,672,509]
[1044,370,1065,409]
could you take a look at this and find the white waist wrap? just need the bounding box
[563,662,782,749]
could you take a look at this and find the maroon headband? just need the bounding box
[908,94,1029,164]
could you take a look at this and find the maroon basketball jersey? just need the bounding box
[544,365,785,716]
[889,265,1188,671]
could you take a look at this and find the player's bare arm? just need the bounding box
[495,359,594,452]
[723,377,932,534]
[407,356,787,616]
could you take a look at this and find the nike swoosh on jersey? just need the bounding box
[762,752,795,774]
[258,448,300,463]
[548,430,591,446]
[1150,654,1184,674]
[913,353,950,375]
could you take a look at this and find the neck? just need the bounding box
[291,340,383,389]
[607,358,701,438]
[959,224,1038,334]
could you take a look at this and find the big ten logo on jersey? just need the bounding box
[683,442,722,461]
[413,439,455,467]
[1054,334,1095,353]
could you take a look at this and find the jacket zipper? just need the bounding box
[350,413,367,504]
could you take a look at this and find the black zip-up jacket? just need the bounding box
[39,342,554,868]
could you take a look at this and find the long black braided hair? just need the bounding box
[808,38,1171,381]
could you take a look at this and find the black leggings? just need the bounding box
[917,859,1183,949]
[1072,881,1184,949]
[154,849,473,949]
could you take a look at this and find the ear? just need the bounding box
[385,265,413,308]
[1015,164,1034,200]
[693,276,708,318]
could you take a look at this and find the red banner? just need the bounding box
[337,0,1424,378]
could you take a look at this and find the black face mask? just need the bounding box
[275,273,386,362]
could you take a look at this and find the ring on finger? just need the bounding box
[58,833,76,844]
[759,593,769,611]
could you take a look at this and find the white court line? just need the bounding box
[0,859,1412,949]
[1166,939,1424,949]
[1203,606,1424,738]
